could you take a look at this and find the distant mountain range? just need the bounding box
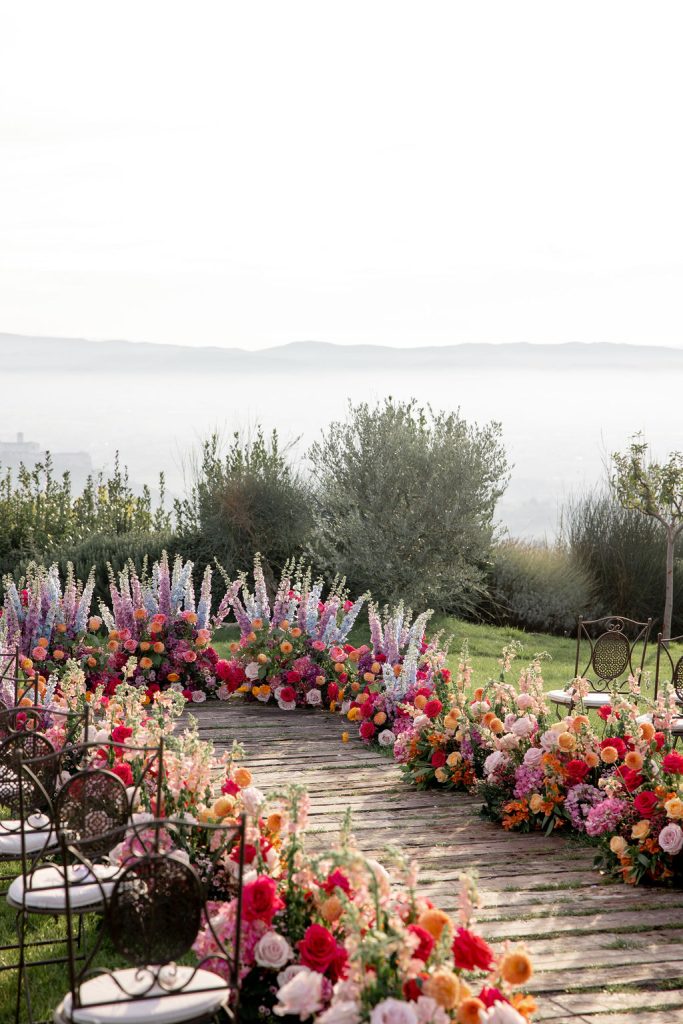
[2,333,683,374]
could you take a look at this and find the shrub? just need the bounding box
[487,540,594,634]
[175,430,314,589]
[308,398,509,612]
[562,489,683,634]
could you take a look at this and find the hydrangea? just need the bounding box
[585,797,628,837]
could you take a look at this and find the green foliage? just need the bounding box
[308,398,509,612]
[0,452,171,596]
[175,430,314,587]
[486,540,594,634]
[562,488,683,634]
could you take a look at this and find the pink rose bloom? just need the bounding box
[274,967,324,1019]
[658,822,683,855]
[516,693,534,711]
[523,747,543,767]
[511,716,535,738]
[370,999,418,1024]
[31,647,47,661]
[329,646,345,662]
[124,639,138,653]
[191,690,207,703]
[312,640,326,651]
[183,650,198,663]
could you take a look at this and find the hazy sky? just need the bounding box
[1,1,682,350]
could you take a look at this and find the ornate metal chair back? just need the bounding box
[654,633,683,703]
[574,615,652,695]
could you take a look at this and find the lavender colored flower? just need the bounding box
[513,762,544,799]
[565,784,604,831]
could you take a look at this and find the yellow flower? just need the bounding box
[610,835,628,856]
[341,732,349,743]
[500,950,533,985]
[665,797,683,820]
[631,820,650,840]
[423,969,460,1009]
[347,707,361,722]
[529,794,544,813]
[446,751,462,767]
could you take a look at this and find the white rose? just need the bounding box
[278,700,297,711]
[484,750,507,777]
[414,997,449,1024]
[245,662,261,680]
[658,822,683,855]
[370,998,418,1024]
[479,1002,526,1024]
[274,967,324,1019]
[306,689,322,706]
[378,729,396,747]
[240,786,265,816]
[413,715,430,731]
[316,1001,361,1024]
[254,931,293,969]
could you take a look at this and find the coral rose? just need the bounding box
[500,951,533,985]
[417,908,451,940]
[424,969,460,1010]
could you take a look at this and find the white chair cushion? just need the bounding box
[547,689,613,708]
[7,863,119,912]
[56,966,229,1024]
[0,814,55,856]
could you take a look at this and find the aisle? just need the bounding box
[192,701,683,1024]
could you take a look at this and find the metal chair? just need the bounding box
[52,815,246,1024]
[650,632,683,744]
[547,614,652,713]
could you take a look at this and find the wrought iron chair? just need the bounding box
[4,739,165,1023]
[0,646,20,704]
[52,815,246,1024]
[649,632,683,744]
[547,615,652,713]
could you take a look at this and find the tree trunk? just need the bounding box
[663,526,675,640]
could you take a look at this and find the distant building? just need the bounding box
[0,432,93,486]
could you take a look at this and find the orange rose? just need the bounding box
[153,642,165,654]
[557,732,576,752]
[640,721,655,742]
[167,672,180,683]
[139,657,153,670]
[234,767,252,788]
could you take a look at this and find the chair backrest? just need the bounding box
[654,633,683,702]
[0,645,20,703]
[59,816,247,1018]
[574,615,652,694]
[0,729,58,816]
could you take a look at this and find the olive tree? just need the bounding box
[308,399,509,611]
[612,436,683,639]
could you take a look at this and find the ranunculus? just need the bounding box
[370,998,418,1024]
[597,705,613,721]
[633,790,659,818]
[242,875,284,924]
[297,923,339,973]
[407,924,435,962]
[430,750,447,769]
[274,967,324,1019]
[658,822,683,855]
[286,670,302,684]
[254,931,293,969]
[452,926,494,971]
[663,751,683,774]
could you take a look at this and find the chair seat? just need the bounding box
[0,814,55,856]
[637,713,683,735]
[7,863,120,913]
[547,689,613,708]
[54,966,230,1024]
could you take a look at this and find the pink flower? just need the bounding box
[274,967,324,1019]
[191,690,206,703]
[658,823,683,855]
[370,999,418,1024]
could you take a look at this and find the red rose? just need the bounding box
[407,924,435,962]
[403,978,423,1002]
[111,725,133,744]
[221,778,240,796]
[565,759,590,784]
[654,732,666,750]
[663,751,683,774]
[360,701,375,719]
[327,683,339,701]
[286,670,301,684]
[359,721,376,740]
[242,876,284,924]
[479,987,509,1008]
[297,924,339,973]
[452,927,495,971]
[615,765,643,792]
[278,686,296,703]
[230,842,257,865]
[329,944,349,982]
[633,790,659,818]
[430,750,447,769]
[597,705,613,720]
[216,659,246,692]
[423,699,443,719]
[111,762,133,787]
[321,869,351,895]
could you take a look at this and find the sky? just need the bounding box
[1,1,682,350]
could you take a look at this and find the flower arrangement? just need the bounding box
[192,785,536,1024]
[215,557,367,709]
[99,552,228,700]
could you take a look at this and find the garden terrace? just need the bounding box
[190,700,683,1024]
